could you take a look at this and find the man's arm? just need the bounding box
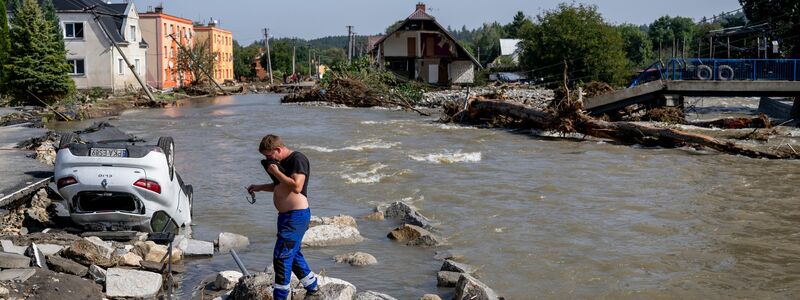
[267,165,305,194]
[248,183,274,193]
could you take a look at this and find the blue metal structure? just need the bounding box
[629,58,800,88]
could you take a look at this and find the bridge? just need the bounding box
[584,58,800,116]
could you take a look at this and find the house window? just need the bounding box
[64,22,84,39]
[130,25,136,42]
[134,59,141,75]
[118,58,125,75]
[67,59,85,75]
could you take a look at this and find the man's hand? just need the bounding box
[247,184,259,193]
[248,183,274,193]
[267,163,281,175]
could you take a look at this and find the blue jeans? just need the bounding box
[273,208,318,300]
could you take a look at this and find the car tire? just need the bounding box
[59,133,77,149]
[157,137,175,181]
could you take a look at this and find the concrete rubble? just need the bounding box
[387,224,445,247]
[302,224,364,247]
[105,268,162,299]
[383,201,434,229]
[217,232,250,253]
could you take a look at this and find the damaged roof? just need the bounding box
[49,0,132,44]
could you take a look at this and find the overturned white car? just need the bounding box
[54,123,192,233]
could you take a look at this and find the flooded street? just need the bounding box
[50,94,800,299]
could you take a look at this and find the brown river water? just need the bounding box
[50,94,800,299]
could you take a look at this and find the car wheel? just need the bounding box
[157,137,175,181]
[59,133,77,149]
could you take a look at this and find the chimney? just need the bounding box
[154,5,163,13]
[416,2,425,12]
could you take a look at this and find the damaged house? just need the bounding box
[371,3,480,84]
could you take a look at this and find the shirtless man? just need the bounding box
[247,134,318,299]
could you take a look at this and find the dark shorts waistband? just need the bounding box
[278,208,310,216]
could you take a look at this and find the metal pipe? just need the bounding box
[230,249,251,276]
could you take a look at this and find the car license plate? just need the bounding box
[90,148,128,157]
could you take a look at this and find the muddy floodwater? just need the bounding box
[50,94,800,299]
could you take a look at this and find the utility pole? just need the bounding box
[308,46,311,78]
[263,28,274,84]
[87,10,155,102]
[346,25,353,64]
[292,46,296,76]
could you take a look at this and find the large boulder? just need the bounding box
[420,294,442,300]
[383,201,434,229]
[118,252,143,267]
[45,255,88,277]
[217,232,250,254]
[105,268,163,299]
[387,224,444,247]
[61,239,114,267]
[302,225,364,247]
[310,215,358,228]
[453,274,501,300]
[35,244,64,256]
[215,270,243,290]
[333,252,378,266]
[355,290,397,300]
[184,239,215,256]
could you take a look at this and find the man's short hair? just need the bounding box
[259,134,285,152]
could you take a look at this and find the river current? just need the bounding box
[52,94,800,299]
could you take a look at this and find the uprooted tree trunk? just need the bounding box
[461,99,799,159]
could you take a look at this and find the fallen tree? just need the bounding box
[452,97,799,159]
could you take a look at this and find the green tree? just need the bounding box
[740,0,800,55]
[5,0,74,105]
[618,24,653,67]
[0,0,11,95]
[232,40,260,79]
[320,47,346,66]
[472,22,506,66]
[176,38,216,85]
[506,11,533,38]
[519,3,631,86]
[648,16,696,59]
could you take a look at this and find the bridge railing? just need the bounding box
[630,58,800,87]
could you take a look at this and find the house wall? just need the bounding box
[58,3,147,92]
[195,26,234,83]
[382,31,418,57]
[139,12,194,89]
[116,5,147,91]
[450,60,474,84]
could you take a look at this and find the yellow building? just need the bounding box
[194,21,234,83]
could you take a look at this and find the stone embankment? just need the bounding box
[421,87,553,109]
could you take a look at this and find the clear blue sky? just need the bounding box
[130,0,742,45]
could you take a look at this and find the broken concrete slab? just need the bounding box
[184,239,214,256]
[1,240,26,255]
[139,260,186,274]
[0,269,36,282]
[355,290,398,300]
[80,231,141,242]
[45,255,87,277]
[105,268,162,299]
[0,252,31,268]
[217,232,250,253]
[35,244,63,256]
[383,201,434,229]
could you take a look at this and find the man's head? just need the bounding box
[259,134,290,161]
